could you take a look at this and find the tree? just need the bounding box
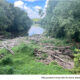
[0,0,32,37]
[41,0,80,42]
[38,9,44,17]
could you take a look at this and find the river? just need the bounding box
[28,24,44,36]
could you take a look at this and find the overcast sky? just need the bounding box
[7,0,49,19]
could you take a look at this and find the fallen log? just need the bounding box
[2,43,14,55]
[51,54,71,65]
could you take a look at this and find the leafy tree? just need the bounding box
[41,0,80,42]
[0,0,32,37]
[38,9,44,17]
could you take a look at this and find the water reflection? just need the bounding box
[28,25,44,36]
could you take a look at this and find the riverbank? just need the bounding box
[0,34,76,74]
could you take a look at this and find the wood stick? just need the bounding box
[2,43,14,55]
[51,55,71,65]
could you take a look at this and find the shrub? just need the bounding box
[7,67,14,74]
[73,49,80,73]
[2,57,13,65]
[0,66,14,74]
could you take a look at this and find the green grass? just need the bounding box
[40,37,70,47]
[0,43,72,74]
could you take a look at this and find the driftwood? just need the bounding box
[33,48,47,56]
[2,43,14,55]
[34,48,71,65]
[51,54,71,65]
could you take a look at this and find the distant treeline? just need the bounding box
[41,0,80,42]
[0,0,32,37]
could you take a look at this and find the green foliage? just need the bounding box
[41,0,80,42]
[73,49,80,74]
[32,18,40,22]
[0,66,14,74]
[41,53,48,60]
[2,57,13,65]
[38,9,44,17]
[0,0,32,37]
[32,18,40,24]
[74,48,80,53]
[0,43,71,74]
[7,67,14,74]
[41,37,70,46]
[51,61,57,65]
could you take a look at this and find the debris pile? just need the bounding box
[33,45,74,69]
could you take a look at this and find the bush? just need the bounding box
[0,0,32,37]
[7,67,14,74]
[41,0,80,42]
[73,49,80,73]
[0,66,14,74]
[2,57,13,65]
